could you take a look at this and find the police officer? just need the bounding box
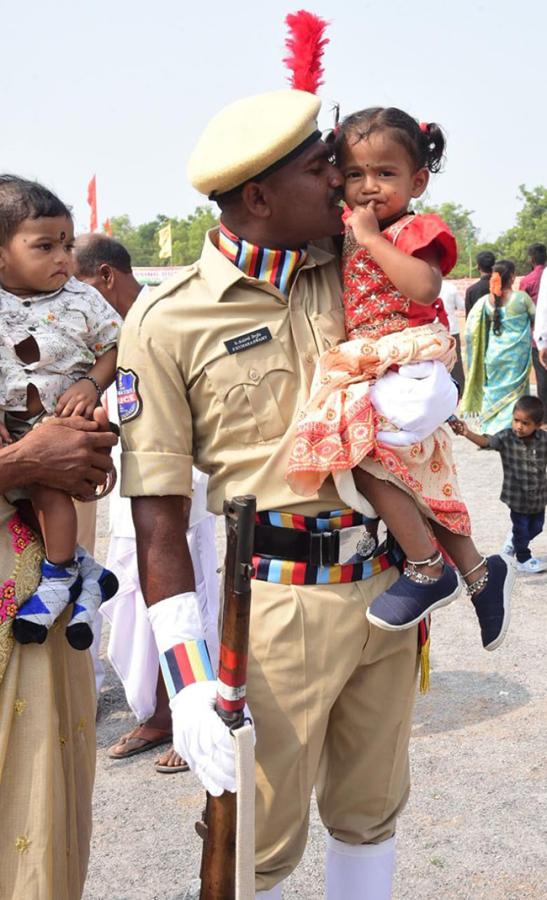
[117,89,421,899]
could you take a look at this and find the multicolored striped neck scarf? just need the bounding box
[218,222,307,296]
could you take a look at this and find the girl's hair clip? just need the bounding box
[419,121,429,133]
[490,272,503,297]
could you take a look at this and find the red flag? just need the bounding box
[103,218,112,236]
[87,175,98,232]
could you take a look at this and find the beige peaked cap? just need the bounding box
[187,89,322,197]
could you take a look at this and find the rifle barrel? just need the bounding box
[199,494,256,900]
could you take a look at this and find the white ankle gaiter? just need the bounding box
[326,833,396,899]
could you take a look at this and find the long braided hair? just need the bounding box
[489,259,515,336]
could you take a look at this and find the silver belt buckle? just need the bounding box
[338,526,376,565]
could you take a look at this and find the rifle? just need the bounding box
[197,494,256,900]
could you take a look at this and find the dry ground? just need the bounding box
[84,436,547,900]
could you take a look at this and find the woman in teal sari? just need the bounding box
[461,260,535,433]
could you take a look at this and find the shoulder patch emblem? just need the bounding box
[116,368,142,423]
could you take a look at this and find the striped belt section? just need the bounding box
[256,507,372,531]
[252,507,401,585]
[252,550,397,585]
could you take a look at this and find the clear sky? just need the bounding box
[3,0,545,240]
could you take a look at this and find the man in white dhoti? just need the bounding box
[74,235,219,771]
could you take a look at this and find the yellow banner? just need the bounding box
[158,222,172,260]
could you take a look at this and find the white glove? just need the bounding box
[370,360,458,446]
[170,680,253,796]
[147,592,204,652]
[148,594,254,796]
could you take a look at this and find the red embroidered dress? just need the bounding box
[287,213,471,535]
[343,213,454,339]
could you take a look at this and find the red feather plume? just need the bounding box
[283,10,330,94]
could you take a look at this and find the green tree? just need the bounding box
[173,206,219,264]
[110,206,219,266]
[415,200,479,277]
[109,215,141,262]
[494,185,547,273]
[109,214,167,265]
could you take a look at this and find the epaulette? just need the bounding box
[126,263,201,330]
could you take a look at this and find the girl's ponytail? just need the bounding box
[419,122,445,174]
[490,271,503,336]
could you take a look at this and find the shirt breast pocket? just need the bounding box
[312,305,347,350]
[205,339,295,443]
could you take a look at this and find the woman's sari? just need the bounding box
[0,496,96,900]
[461,290,534,433]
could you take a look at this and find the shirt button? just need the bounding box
[23,300,31,307]
[249,369,259,382]
[305,352,315,365]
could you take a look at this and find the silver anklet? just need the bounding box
[462,556,488,596]
[405,551,443,585]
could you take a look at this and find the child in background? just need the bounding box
[287,107,515,651]
[451,396,547,574]
[0,175,120,648]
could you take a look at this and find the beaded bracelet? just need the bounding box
[77,374,103,398]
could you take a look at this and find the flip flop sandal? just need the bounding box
[155,747,190,774]
[107,724,172,759]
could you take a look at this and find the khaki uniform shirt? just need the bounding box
[117,227,345,516]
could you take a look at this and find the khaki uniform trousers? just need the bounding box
[248,566,419,892]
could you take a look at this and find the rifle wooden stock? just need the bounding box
[198,494,256,900]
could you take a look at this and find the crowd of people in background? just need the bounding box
[451,241,547,573]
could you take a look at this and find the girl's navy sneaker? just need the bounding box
[366,563,461,631]
[470,554,515,651]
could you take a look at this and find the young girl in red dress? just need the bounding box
[287,107,514,649]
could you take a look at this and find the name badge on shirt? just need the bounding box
[224,327,272,355]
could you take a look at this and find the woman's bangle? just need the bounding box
[77,375,103,398]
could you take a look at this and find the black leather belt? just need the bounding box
[254,523,343,567]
